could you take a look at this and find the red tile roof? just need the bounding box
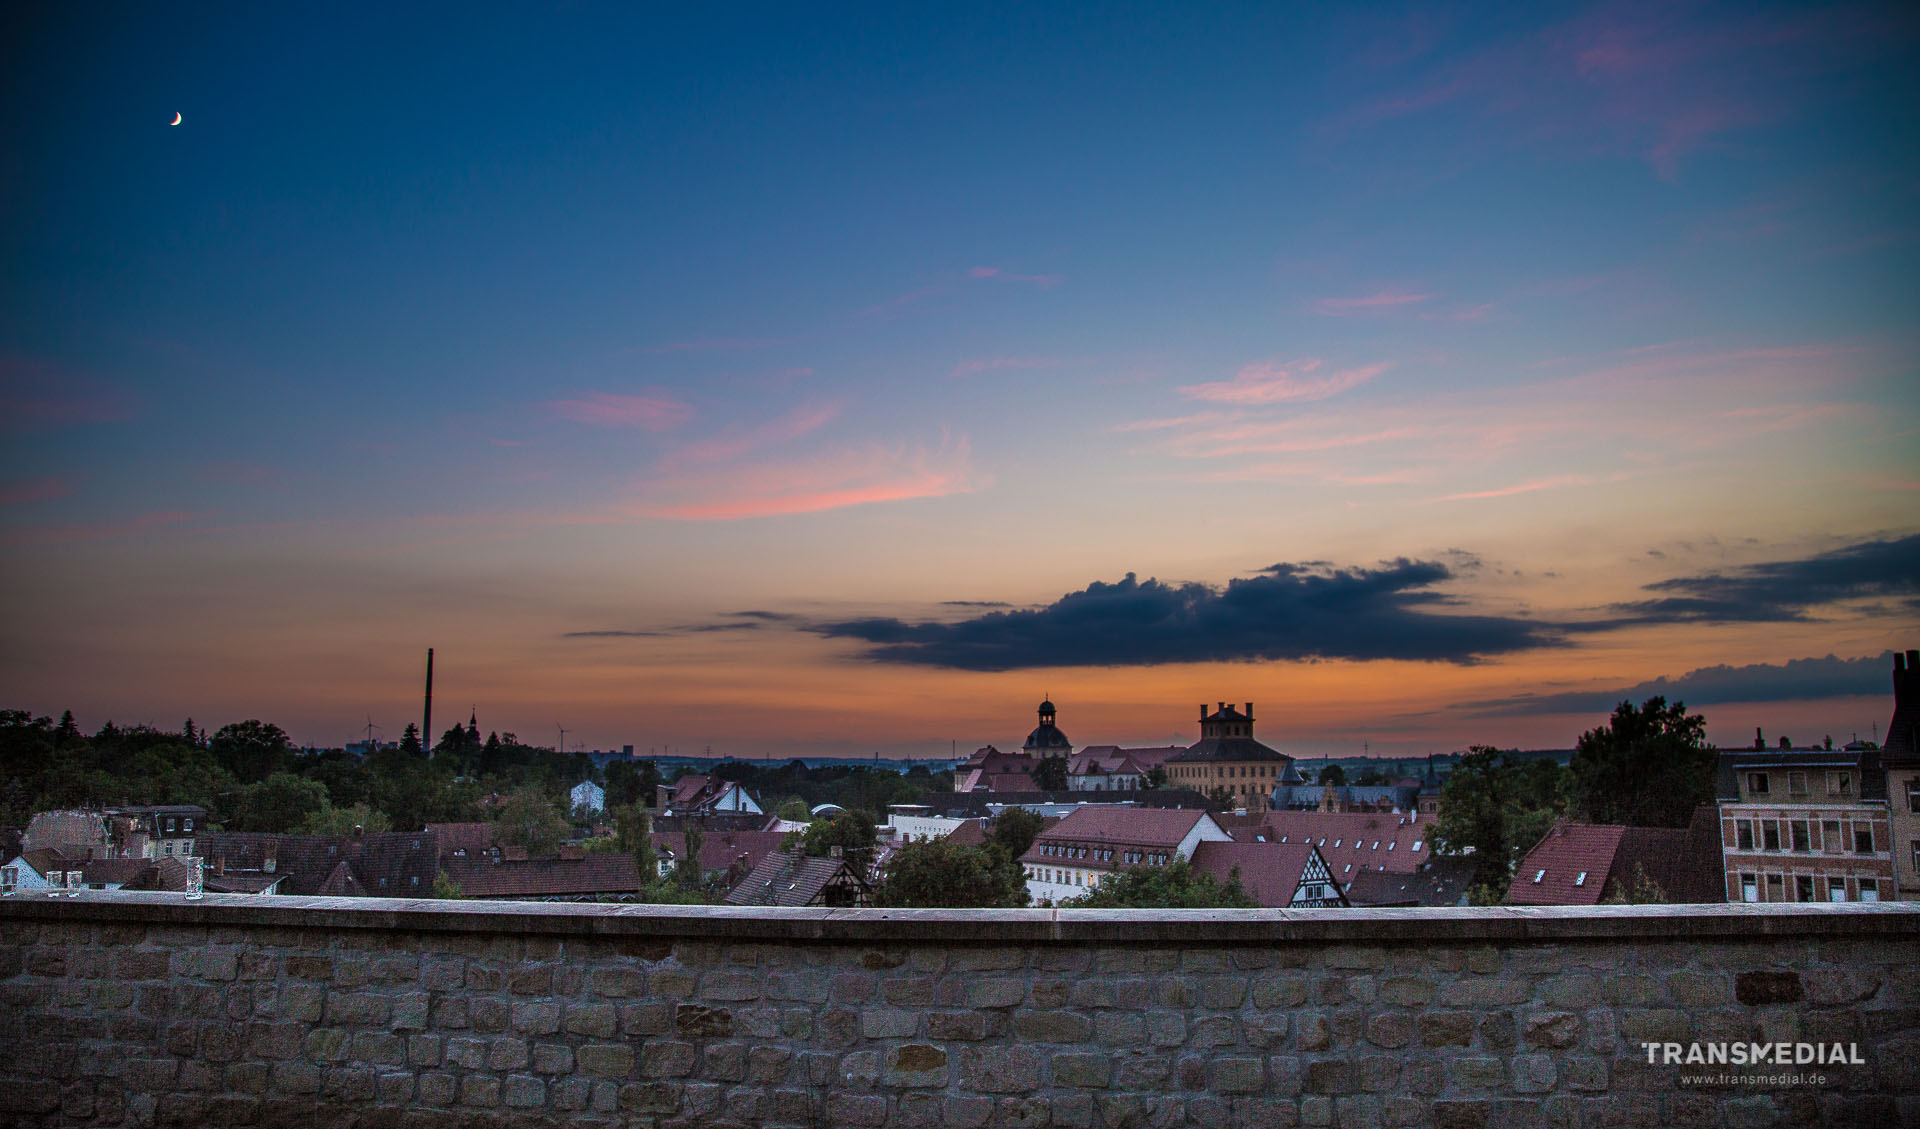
[1188,841,1323,908]
[1230,810,1432,884]
[1019,807,1209,866]
[650,829,789,875]
[425,822,497,861]
[1506,823,1626,906]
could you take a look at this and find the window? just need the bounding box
[1747,772,1769,795]
[1908,778,1920,813]
[452,848,467,858]
[1829,879,1847,902]
[411,876,420,886]
[1854,826,1874,854]
[1823,821,1843,853]
[1,866,16,891]
[1764,874,1784,902]
[1387,842,1396,851]
[1574,872,1587,887]
[1741,874,1758,902]
[1788,771,1807,797]
[183,818,194,833]
[1411,840,1423,851]
[1532,869,1546,884]
[1736,820,1754,850]
[1790,821,1810,852]
[1334,839,1342,848]
[1912,841,1920,879]
[1795,875,1813,902]
[1859,878,1879,902]
[1762,823,1780,851]
[1830,772,1852,796]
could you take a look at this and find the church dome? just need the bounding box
[1024,724,1071,750]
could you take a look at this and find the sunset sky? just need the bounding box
[3,3,1916,758]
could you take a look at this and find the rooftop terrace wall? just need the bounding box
[1,895,1916,1127]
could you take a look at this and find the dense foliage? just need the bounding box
[1428,747,1569,900]
[1064,857,1257,909]
[874,839,1029,908]
[1569,697,1718,828]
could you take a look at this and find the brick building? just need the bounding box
[1717,746,1891,902]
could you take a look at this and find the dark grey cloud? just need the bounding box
[728,610,798,622]
[677,621,763,633]
[1463,652,1898,717]
[811,559,1562,671]
[1600,533,1920,626]
[942,600,1012,608]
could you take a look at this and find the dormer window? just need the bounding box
[1747,772,1769,795]
[1574,872,1587,886]
[1829,772,1852,795]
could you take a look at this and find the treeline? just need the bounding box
[0,709,602,835]
[1428,697,1720,903]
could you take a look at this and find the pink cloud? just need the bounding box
[1310,289,1434,316]
[547,391,694,431]
[634,436,978,521]
[657,402,843,471]
[1180,360,1389,405]
[0,477,77,504]
[1436,474,1612,502]
[11,510,203,545]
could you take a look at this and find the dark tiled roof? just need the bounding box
[1188,841,1330,908]
[1506,823,1626,906]
[941,819,991,848]
[1272,784,1421,810]
[1607,804,1725,905]
[425,822,497,861]
[194,831,439,898]
[1168,737,1292,764]
[1345,856,1477,907]
[722,853,869,907]
[443,854,641,899]
[81,858,150,886]
[651,830,789,875]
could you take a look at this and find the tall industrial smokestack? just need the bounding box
[423,648,435,758]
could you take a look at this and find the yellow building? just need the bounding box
[1164,702,1295,812]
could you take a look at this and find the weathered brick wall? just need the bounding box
[1,896,1915,1128]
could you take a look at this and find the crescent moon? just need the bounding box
[170,112,182,126]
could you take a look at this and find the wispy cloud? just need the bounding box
[0,477,77,505]
[657,402,842,471]
[1179,359,1389,405]
[1309,289,1433,315]
[632,434,979,521]
[1436,472,1630,502]
[547,391,694,430]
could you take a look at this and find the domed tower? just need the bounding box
[1023,699,1073,756]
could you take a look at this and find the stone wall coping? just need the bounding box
[5,891,1917,943]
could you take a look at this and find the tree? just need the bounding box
[491,792,570,857]
[1142,765,1168,790]
[398,723,423,756]
[803,810,876,863]
[210,720,294,781]
[1569,697,1717,828]
[1318,764,1348,787]
[676,823,707,889]
[775,796,812,822]
[1067,857,1257,909]
[1429,747,1568,898]
[989,807,1044,861]
[1032,756,1069,792]
[875,840,1029,908]
[300,803,393,836]
[431,870,463,899]
[605,761,648,809]
[1351,767,1389,786]
[230,772,330,832]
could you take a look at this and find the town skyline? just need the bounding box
[4,5,1916,757]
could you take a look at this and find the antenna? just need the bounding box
[422,648,434,757]
[557,724,566,755]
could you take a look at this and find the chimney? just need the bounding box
[423,648,435,758]
[1245,702,1253,719]
[1199,704,1207,722]
[215,854,226,875]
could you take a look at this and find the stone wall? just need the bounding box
[1,895,1915,1128]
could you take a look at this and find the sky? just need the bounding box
[3,2,1916,759]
